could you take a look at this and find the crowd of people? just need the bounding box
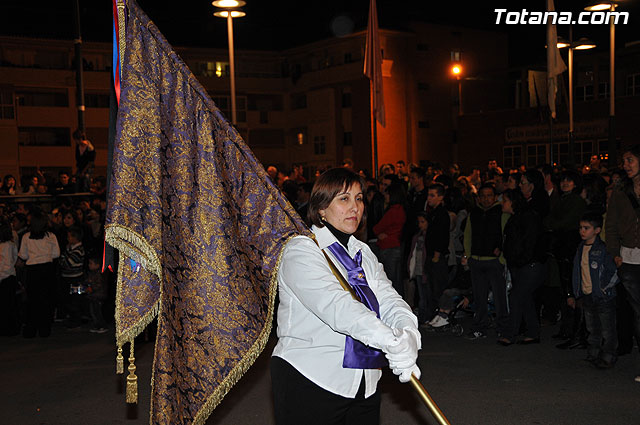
[268,150,640,384]
[2,148,640,389]
[0,176,110,338]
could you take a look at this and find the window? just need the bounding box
[344,52,353,63]
[418,121,430,129]
[626,73,640,96]
[18,127,70,146]
[503,146,522,169]
[211,95,247,123]
[291,93,307,110]
[451,51,461,62]
[314,135,326,155]
[260,110,268,124]
[292,128,307,145]
[417,82,430,91]
[343,131,352,146]
[576,141,594,165]
[0,89,14,119]
[341,92,351,108]
[417,43,429,51]
[526,144,546,167]
[197,61,229,77]
[598,82,609,99]
[16,89,68,107]
[551,142,569,166]
[85,92,110,108]
[575,85,594,101]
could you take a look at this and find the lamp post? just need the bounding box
[213,0,246,126]
[450,63,463,162]
[557,34,596,165]
[585,1,620,166]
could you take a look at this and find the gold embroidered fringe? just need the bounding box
[190,233,299,425]
[126,340,138,404]
[105,224,162,278]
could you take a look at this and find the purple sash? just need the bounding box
[326,242,388,369]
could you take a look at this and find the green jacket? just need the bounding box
[605,188,640,258]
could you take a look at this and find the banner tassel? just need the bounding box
[126,340,138,404]
[116,345,124,374]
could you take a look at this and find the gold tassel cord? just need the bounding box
[126,340,138,404]
[116,345,124,374]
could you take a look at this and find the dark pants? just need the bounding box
[583,294,618,364]
[88,298,106,329]
[0,275,19,336]
[469,258,509,335]
[23,262,55,338]
[271,356,380,425]
[425,258,449,322]
[507,263,545,340]
[380,246,403,298]
[617,263,640,354]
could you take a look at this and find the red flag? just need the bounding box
[364,0,385,127]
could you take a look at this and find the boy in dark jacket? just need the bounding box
[424,183,450,322]
[573,212,619,368]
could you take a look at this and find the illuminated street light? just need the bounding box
[451,64,462,76]
[558,35,596,164]
[213,0,246,125]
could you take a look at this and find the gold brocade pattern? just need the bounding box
[106,1,310,424]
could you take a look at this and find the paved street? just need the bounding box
[2,318,639,425]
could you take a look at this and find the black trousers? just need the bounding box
[0,275,19,336]
[23,262,55,338]
[271,356,380,425]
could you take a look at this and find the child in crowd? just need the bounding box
[59,226,86,328]
[408,212,428,323]
[85,256,108,333]
[0,220,19,336]
[573,212,619,368]
[18,210,60,338]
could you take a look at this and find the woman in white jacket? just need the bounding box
[271,168,421,425]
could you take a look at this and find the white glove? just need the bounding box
[393,363,421,383]
[385,328,419,370]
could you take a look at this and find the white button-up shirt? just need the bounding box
[273,225,419,399]
[18,232,60,265]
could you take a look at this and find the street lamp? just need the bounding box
[584,0,622,166]
[557,35,596,165]
[213,0,246,126]
[450,63,463,116]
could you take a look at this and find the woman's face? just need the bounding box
[623,152,640,179]
[6,177,15,188]
[560,178,575,193]
[63,213,75,228]
[507,176,517,190]
[319,183,364,235]
[519,176,533,198]
[501,195,513,214]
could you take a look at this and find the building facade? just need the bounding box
[0,24,509,182]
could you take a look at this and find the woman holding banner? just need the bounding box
[271,168,420,425]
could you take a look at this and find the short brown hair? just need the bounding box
[308,168,365,227]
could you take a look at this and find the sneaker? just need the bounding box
[634,375,640,383]
[465,331,487,340]
[90,327,108,334]
[430,315,450,328]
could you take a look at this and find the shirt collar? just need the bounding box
[312,224,357,254]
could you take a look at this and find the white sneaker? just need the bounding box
[634,375,640,383]
[427,316,440,326]
[430,315,449,328]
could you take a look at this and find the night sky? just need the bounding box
[1,0,639,67]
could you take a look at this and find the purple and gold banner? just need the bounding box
[105,1,309,423]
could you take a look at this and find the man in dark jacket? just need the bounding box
[462,183,510,340]
[423,183,450,323]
